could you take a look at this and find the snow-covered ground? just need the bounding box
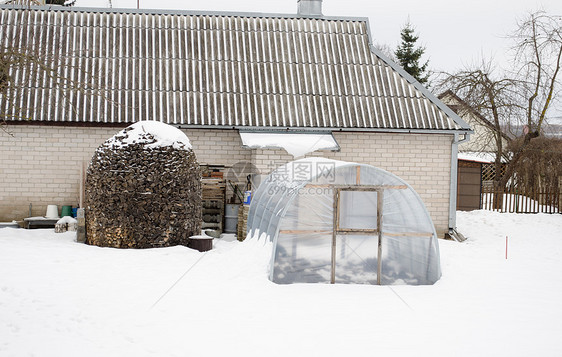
[1,211,561,356]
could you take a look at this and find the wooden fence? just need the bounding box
[481,186,561,213]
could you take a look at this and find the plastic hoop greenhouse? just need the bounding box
[247,158,441,285]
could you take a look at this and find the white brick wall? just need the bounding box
[0,125,250,220]
[1,126,452,236]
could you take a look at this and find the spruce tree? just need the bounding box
[395,22,429,84]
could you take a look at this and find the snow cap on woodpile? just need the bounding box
[104,120,192,150]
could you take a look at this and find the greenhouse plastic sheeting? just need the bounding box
[247,158,441,285]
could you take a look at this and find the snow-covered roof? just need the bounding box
[0,5,470,133]
[458,151,506,164]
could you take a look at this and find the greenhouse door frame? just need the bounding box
[332,185,384,285]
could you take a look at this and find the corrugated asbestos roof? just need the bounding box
[0,6,470,131]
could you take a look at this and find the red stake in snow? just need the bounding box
[506,236,508,260]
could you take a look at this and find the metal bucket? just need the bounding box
[224,204,240,233]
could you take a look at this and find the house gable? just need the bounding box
[439,90,509,153]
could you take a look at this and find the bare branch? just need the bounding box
[0,6,127,130]
[437,10,562,207]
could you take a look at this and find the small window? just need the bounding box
[336,189,379,232]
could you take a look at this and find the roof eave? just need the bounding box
[176,124,474,135]
[3,120,474,135]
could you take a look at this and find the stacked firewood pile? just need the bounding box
[237,204,250,241]
[85,122,201,248]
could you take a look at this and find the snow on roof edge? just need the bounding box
[458,152,505,164]
[240,132,339,158]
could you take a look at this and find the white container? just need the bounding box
[45,205,59,219]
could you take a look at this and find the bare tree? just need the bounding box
[374,42,396,62]
[438,60,516,189]
[1,6,112,135]
[437,11,562,208]
[0,41,95,134]
[510,11,562,136]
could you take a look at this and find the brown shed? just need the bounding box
[457,159,483,211]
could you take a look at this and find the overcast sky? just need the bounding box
[74,0,561,73]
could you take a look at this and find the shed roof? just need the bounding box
[0,5,470,132]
